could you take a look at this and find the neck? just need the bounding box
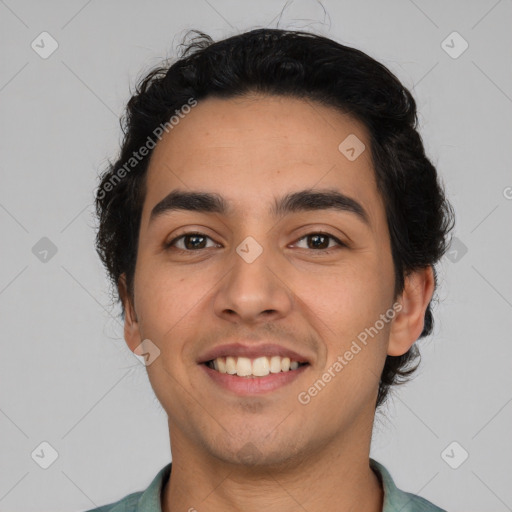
[161,420,383,512]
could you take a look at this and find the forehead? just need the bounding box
[142,94,383,229]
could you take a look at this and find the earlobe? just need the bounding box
[387,266,435,357]
[118,273,142,353]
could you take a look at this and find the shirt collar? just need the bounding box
[134,458,440,512]
[370,458,445,511]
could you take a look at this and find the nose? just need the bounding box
[212,241,294,325]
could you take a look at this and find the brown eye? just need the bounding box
[294,232,345,252]
[166,232,218,251]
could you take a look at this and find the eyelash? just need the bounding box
[165,231,346,254]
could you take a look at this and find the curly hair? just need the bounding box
[95,28,455,409]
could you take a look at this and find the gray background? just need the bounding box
[1,0,511,510]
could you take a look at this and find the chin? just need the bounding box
[208,428,310,471]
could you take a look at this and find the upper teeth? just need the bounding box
[209,356,302,377]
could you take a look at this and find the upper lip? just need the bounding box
[197,343,312,364]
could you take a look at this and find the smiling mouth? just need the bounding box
[203,355,309,378]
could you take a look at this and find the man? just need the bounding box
[89,28,454,511]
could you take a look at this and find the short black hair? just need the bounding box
[95,28,455,409]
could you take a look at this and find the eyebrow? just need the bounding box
[149,188,370,227]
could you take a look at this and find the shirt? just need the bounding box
[84,458,447,512]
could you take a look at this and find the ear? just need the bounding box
[118,273,142,353]
[387,266,435,357]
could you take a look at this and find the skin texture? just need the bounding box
[119,94,434,512]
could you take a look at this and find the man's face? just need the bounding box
[125,94,398,467]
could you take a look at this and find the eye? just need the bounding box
[164,231,346,253]
[293,232,346,253]
[165,232,220,251]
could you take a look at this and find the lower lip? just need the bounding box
[200,363,309,395]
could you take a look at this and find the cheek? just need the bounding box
[292,258,390,324]
[133,261,205,340]
[289,258,393,374]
